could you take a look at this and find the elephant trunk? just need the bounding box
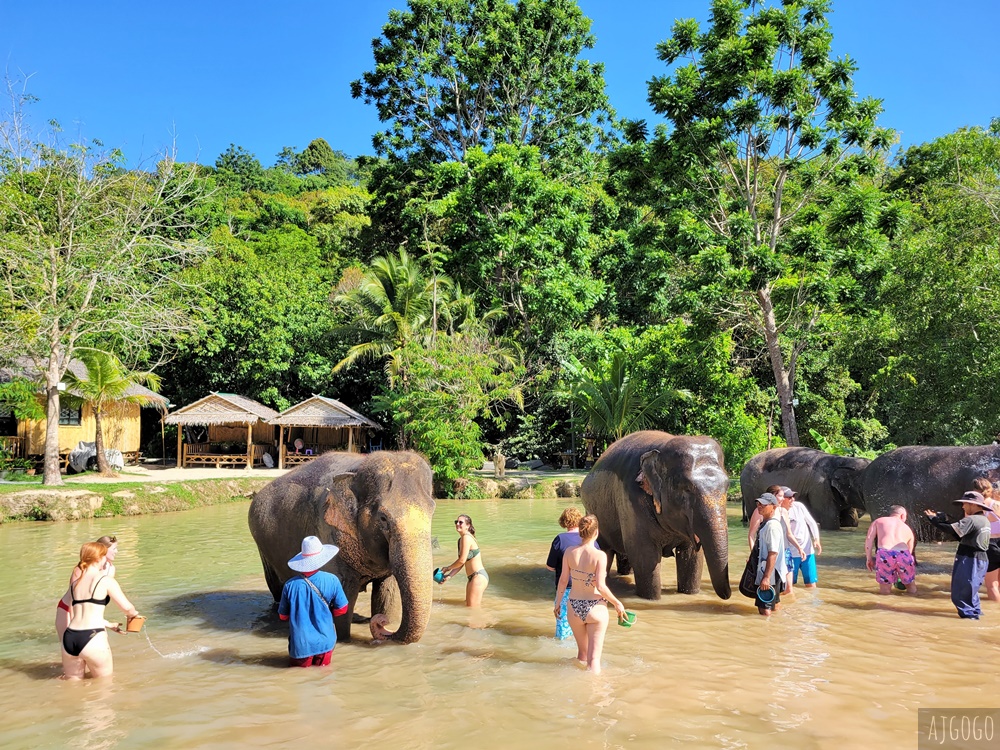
[386,530,434,644]
[694,503,731,600]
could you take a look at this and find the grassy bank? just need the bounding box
[0,478,272,524]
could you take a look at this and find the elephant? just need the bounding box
[248,450,435,644]
[739,448,871,531]
[580,430,731,601]
[862,444,1000,541]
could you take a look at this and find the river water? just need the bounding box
[0,497,994,749]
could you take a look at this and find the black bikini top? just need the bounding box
[72,574,111,606]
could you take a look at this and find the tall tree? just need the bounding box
[0,79,208,484]
[351,0,612,167]
[644,0,897,445]
[61,349,162,476]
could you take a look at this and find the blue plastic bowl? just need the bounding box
[756,586,776,603]
[433,568,445,583]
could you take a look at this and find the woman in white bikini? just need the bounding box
[440,514,488,607]
[554,514,625,674]
[61,541,140,680]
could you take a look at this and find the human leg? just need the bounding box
[950,555,980,618]
[79,631,114,678]
[799,555,818,588]
[567,607,588,664]
[584,605,610,675]
[875,549,895,594]
[465,569,489,607]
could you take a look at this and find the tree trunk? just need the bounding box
[43,358,64,486]
[756,288,800,446]
[93,406,113,476]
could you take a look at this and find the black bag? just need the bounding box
[738,541,760,599]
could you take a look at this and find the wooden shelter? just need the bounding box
[163,392,278,469]
[0,357,167,461]
[268,395,380,469]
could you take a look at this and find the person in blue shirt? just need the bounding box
[278,536,349,667]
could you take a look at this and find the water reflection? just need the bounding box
[0,499,994,748]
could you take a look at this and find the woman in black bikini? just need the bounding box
[61,541,140,680]
[56,535,119,653]
[554,515,625,675]
[440,514,488,606]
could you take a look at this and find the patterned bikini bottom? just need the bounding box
[568,597,605,622]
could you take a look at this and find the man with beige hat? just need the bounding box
[924,491,992,619]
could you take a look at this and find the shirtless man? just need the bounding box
[865,506,917,594]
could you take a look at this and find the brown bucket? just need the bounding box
[126,615,146,633]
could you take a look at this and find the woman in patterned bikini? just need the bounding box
[554,514,625,675]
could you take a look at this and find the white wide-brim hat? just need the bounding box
[288,535,339,572]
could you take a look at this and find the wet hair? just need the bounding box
[766,485,783,497]
[890,505,906,516]
[96,535,117,546]
[77,541,109,572]
[578,514,599,541]
[457,514,475,535]
[559,507,583,529]
[972,478,995,499]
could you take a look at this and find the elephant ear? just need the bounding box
[638,449,662,515]
[323,472,360,542]
[829,468,853,508]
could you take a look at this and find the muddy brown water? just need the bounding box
[0,498,993,749]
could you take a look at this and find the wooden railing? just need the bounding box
[0,436,25,457]
[181,442,271,469]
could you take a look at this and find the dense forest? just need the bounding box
[2,0,999,493]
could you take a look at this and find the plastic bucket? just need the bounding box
[433,568,445,583]
[126,615,146,633]
[618,610,637,627]
[756,586,776,604]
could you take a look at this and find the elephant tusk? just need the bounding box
[369,613,394,642]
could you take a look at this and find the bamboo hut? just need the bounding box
[163,392,278,469]
[268,395,381,469]
[0,357,167,461]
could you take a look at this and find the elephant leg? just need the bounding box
[336,573,361,643]
[261,555,283,602]
[616,553,632,576]
[628,540,664,600]
[840,507,859,527]
[674,544,703,595]
[371,576,402,626]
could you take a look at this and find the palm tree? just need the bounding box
[559,351,692,444]
[61,349,162,476]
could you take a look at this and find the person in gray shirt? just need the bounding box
[924,491,992,619]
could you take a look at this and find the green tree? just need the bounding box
[352,0,613,167]
[0,79,209,485]
[644,0,898,446]
[61,349,162,476]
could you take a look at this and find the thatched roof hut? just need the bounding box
[268,395,380,468]
[163,392,279,468]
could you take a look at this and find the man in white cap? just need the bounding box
[924,491,992,619]
[782,485,822,589]
[278,536,349,667]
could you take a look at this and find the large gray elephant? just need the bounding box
[581,430,731,601]
[248,450,435,644]
[740,447,871,530]
[862,444,1000,540]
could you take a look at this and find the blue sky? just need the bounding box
[2,1,997,166]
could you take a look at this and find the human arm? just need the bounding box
[782,509,806,557]
[545,536,560,572]
[803,509,821,554]
[759,551,778,591]
[594,552,625,619]
[106,578,139,620]
[747,510,762,548]
[553,560,570,617]
[865,522,878,571]
[923,509,961,538]
[441,536,472,580]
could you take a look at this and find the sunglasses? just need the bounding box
[454,519,465,525]
[107,535,117,544]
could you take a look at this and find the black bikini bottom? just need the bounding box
[63,627,104,657]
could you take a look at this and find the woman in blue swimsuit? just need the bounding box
[554,515,625,674]
[61,541,140,680]
[440,514,488,607]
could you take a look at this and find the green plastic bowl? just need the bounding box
[618,610,637,627]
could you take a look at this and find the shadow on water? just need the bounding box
[197,648,290,669]
[155,590,284,638]
[0,659,62,681]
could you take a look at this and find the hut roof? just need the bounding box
[163,392,279,426]
[268,395,381,429]
[0,355,168,409]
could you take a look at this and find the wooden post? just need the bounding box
[278,426,285,469]
[176,426,183,468]
[246,422,252,469]
[348,427,354,453]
